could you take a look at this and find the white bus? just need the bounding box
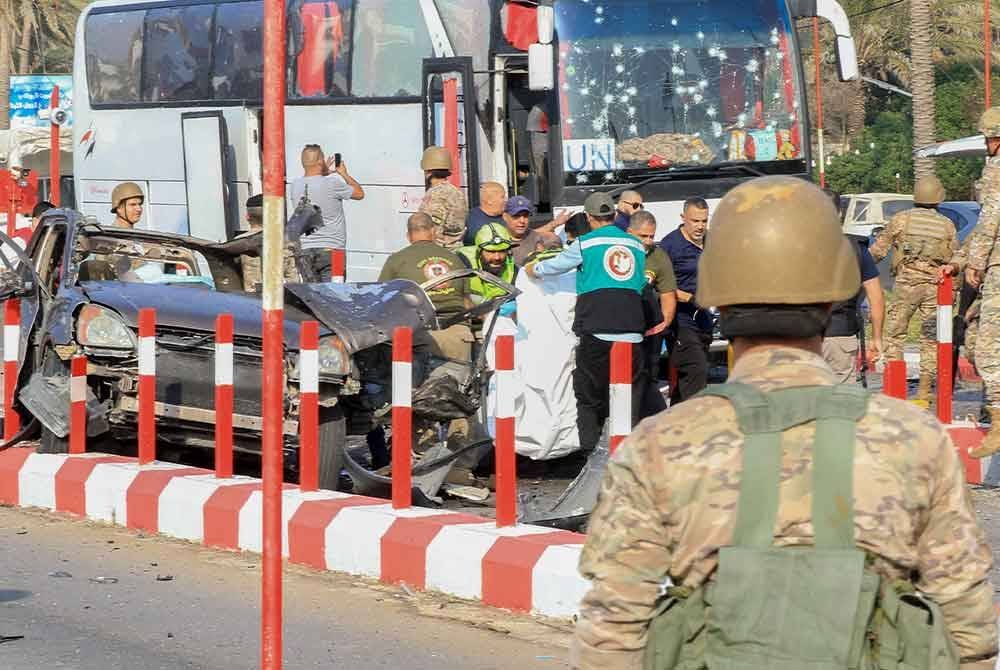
[73,0,858,281]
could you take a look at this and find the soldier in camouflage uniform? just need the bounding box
[869,175,957,407]
[418,146,468,250]
[573,177,996,670]
[963,107,1000,456]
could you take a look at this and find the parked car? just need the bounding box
[841,193,914,238]
[0,209,512,491]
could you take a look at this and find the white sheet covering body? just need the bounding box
[485,270,580,460]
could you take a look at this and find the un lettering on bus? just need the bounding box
[562,139,618,173]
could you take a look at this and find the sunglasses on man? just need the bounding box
[622,201,643,210]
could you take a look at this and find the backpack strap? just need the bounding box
[700,383,869,550]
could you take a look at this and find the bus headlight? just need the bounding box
[77,304,137,349]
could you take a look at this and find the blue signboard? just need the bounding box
[9,75,72,129]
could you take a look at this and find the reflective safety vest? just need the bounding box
[574,226,646,335]
[644,383,959,670]
[456,246,516,302]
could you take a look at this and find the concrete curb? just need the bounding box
[0,448,589,619]
[947,421,993,486]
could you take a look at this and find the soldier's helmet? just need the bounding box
[110,182,144,214]
[475,223,515,252]
[697,176,860,308]
[420,146,453,172]
[979,107,1000,138]
[913,175,945,206]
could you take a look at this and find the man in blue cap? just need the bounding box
[504,194,551,266]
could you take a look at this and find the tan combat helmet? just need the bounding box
[420,146,452,171]
[697,176,860,307]
[979,106,1000,138]
[913,175,945,206]
[110,182,144,213]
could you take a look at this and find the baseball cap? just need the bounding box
[504,195,534,215]
[583,193,615,216]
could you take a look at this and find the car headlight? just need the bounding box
[317,335,349,375]
[77,304,137,349]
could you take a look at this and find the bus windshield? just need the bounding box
[555,0,805,184]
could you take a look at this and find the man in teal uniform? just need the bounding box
[526,193,646,453]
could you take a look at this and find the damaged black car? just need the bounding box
[0,208,515,494]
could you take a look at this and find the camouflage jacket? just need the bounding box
[419,182,468,250]
[968,156,1000,271]
[869,208,957,283]
[573,347,996,669]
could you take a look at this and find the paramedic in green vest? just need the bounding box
[572,177,996,670]
[525,192,647,454]
[457,222,518,302]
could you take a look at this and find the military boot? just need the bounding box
[970,408,1000,458]
[910,374,932,409]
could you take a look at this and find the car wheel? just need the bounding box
[317,405,346,491]
[36,347,69,454]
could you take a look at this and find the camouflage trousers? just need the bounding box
[976,267,1000,406]
[884,279,937,378]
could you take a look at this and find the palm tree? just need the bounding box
[910,0,936,178]
[0,0,82,130]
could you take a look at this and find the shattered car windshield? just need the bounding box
[555,0,805,183]
[77,238,216,289]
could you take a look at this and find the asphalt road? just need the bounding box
[0,507,571,669]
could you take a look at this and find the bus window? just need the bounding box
[142,5,215,102]
[351,0,432,98]
[213,1,264,100]
[85,10,145,104]
[289,0,352,98]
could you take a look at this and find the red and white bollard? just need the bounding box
[609,342,632,454]
[391,327,412,509]
[494,335,517,527]
[937,276,953,423]
[215,314,234,478]
[70,355,87,455]
[2,299,19,441]
[330,249,345,283]
[138,308,156,464]
[883,359,907,400]
[298,321,319,492]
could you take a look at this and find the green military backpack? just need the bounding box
[644,383,959,670]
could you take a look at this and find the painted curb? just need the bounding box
[0,448,589,619]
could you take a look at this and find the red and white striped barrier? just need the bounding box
[391,326,412,509]
[70,355,87,455]
[494,334,516,527]
[609,342,632,453]
[298,321,319,492]
[215,314,234,478]
[3,299,18,440]
[138,308,156,464]
[330,249,346,283]
[937,276,953,423]
[883,359,907,400]
[0,447,588,618]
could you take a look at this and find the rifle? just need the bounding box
[856,300,868,388]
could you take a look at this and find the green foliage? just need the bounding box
[827,63,993,200]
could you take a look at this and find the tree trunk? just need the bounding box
[16,7,32,75]
[847,79,867,141]
[910,0,935,178]
[0,18,10,131]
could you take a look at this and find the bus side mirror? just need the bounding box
[528,44,554,91]
[790,0,859,82]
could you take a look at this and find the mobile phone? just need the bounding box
[334,153,342,168]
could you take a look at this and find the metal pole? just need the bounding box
[261,0,286,666]
[49,86,60,208]
[988,0,993,109]
[814,18,826,188]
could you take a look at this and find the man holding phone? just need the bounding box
[288,144,365,280]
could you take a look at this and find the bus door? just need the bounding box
[180,111,233,242]
[422,57,481,209]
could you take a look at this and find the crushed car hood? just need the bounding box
[81,279,435,353]
[284,280,436,353]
